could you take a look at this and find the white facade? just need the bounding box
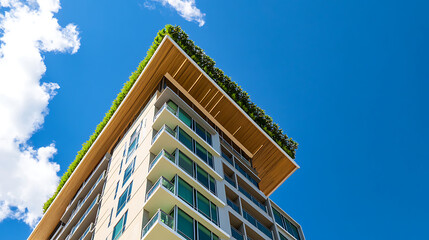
[48,86,304,240]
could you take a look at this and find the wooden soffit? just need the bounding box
[160,36,299,196]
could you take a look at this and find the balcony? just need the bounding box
[238,185,266,213]
[77,223,93,240]
[153,102,218,156]
[220,136,253,169]
[55,171,104,240]
[149,149,175,170]
[242,209,272,239]
[231,227,244,240]
[63,195,100,240]
[142,209,179,240]
[144,177,229,239]
[146,177,175,201]
[61,157,108,222]
[151,125,221,181]
[148,149,224,207]
[225,174,236,187]
[66,171,105,222]
[227,199,241,214]
[221,148,260,190]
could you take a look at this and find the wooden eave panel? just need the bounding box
[162,36,299,196]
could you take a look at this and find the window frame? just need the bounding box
[112,211,128,240]
[117,182,133,216]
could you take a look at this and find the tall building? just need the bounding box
[29,28,304,240]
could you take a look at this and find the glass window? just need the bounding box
[195,123,206,141]
[128,127,139,157]
[285,219,300,240]
[178,108,192,128]
[179,151,194,176]
[272,208,283,227]
[196,166,209,189]
[209,176,216,194]
[114,181,119,199]
[117,182,132,215]
[206,134,212,146]
[112,211,127,240]
[177,209,194,240]
[122,142,127,157]
[123,158,135,186]
[118,159,123,174]
[108,208,113,227]
[197,223,211,240]
[179,128,193,151]
[196,192,210,219]
[279,233,288,240]
[212,234,219,240]
[167,100,178,114]
[210,203,218,225]
[178,178,194,206]
[207,153,213,168]
[195,142,208,163]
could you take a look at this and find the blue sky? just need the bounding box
[0,0,428,239]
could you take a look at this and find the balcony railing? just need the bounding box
[66,159,106,212]
[242,209,272,239]
[146,177,175,200]
[224,174,236,187]
[221,151,259,189]
[235,163,259,188]
[66,195,99,240]
[227,199,240,214]
[78,223,93,240]
[149,149,175,170]
[222,152,234,166]
[155,102,213,147]
[231,227,244,240]
[152,124,215,169]
[67,171,105,227]
[154,102,178,120]
[152,124,176,144]
[220,136,251,167]
[142,209,175,237]
[238,186,266,212]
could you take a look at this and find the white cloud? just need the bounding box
[148,0,206,27]
[0,0,80,227]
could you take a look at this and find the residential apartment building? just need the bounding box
[29,33,304,240]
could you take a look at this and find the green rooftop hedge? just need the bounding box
[42,25,298,213]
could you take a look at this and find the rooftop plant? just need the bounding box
[43,25,298,213]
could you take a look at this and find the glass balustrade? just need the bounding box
[154,101,213,147]
[235,164,259,188]
[149,148,217,195]
[242,210,272,239]
[227,199,240,214]
[222,152,234,166]
[152,124,176,144]
[221,149,259,189]
[224,175,236,187]
[78,223,92,240]
[152,125,214,169]
[66,162,105,211]
[146,177,175,200]
[66,171,105,228]
[149,149,175,170]
[238,186,266,212]
[67,195,99,240]
[142,209,175,237]
[231,227,244,240]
